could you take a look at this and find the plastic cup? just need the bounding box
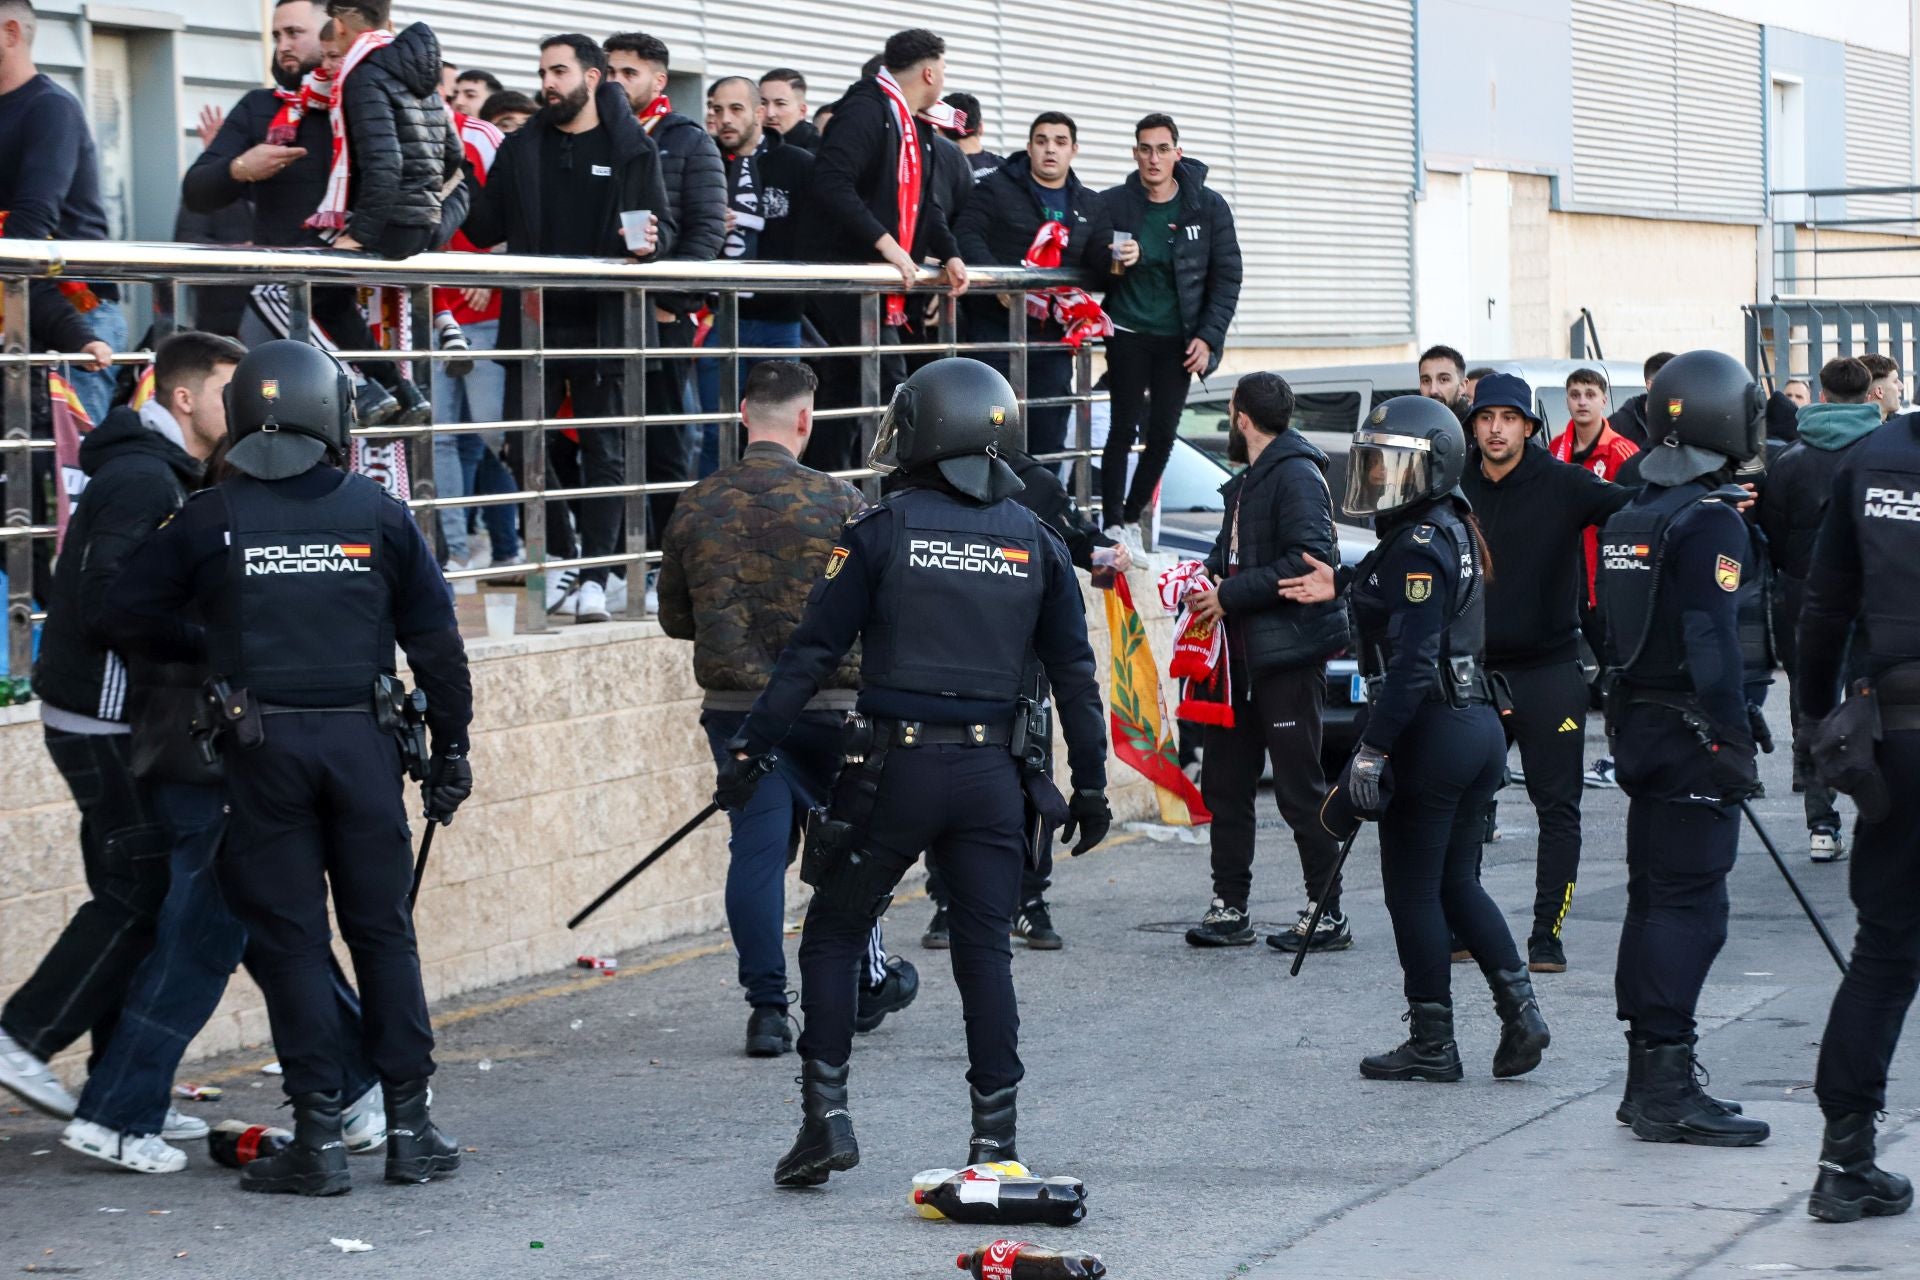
[484,592,517,640]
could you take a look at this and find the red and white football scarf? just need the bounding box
[1158,560,1234,727]
[874,69,925,327]
[1021,220,1114,348]
[305,28,395,232]
[268,68,333,145]
[635,94,672,134]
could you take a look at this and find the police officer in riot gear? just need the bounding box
[1796,389,1920,1220]
[718,357,1110,1187]
[1333,397,1550,1083]
[106,340,473,1194]
[1598,349,1771,1147]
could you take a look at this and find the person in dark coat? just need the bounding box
[759,69,817,151]
[1608,351,1676,450]
[954,111,1115,456]
[1097,112,1242,543]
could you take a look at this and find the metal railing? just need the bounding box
[1743,298,1920,390]
[1,242,1115,679]
[1769,184,1920,297]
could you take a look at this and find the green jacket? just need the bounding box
[658,441,864,706]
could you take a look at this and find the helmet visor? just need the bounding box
[1342,433,1433,518]
[867,385,909,474]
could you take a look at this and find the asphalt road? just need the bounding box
[2,721,1913,1279]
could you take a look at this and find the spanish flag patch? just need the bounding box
[339,543,372,559]
[998,547,1030,564]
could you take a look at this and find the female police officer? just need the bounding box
[1284,396,1550,1082]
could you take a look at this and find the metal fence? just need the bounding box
[1,242,1115,678]
[1769,183,1920,298]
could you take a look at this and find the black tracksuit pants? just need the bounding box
[1200,663,1342,914]
[1492,659,1589,940]
[1102,329,1192,527]
[1816,729,1920,1117]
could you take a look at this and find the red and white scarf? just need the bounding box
[1159,560,1235,728]
[874,69,927,327]
[268,67,334,145]
[1022,220,1114,348]
[305,29,395,232]
[635,94,672,133]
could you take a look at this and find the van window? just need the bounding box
[1369,388,1418,410]
[1292,390,1363,435]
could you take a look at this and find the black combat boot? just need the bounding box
[1808,1112,1914,1222]
[968,1085,1018,1166]
[239,1091,351,1196]
[1616,1032,1743,1125]
[1631,1041,1770,1146]
[775,1060,859,1187]
[1360,1001,1464,1082]
[1486,968,1551,1078]
[383,1079,460,1184]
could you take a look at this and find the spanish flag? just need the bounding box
[340,543,372,559]
[1105,574,1210,826]
[998,547,1030,564]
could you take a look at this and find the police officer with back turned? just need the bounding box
[719,357,1111,1187]
[1597,349,1770,1148]
[1796,391,1920,1222]
[105,340,473,1195]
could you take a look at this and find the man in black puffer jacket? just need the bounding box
[322,0,465,258]
[1181,373,1353,954]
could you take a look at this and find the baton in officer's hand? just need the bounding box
[408,820,436,911]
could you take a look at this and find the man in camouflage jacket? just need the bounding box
[658,361,914,1057]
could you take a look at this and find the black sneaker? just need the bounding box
[354,380,400,426]
[1184,898,1254,947]
[921,906,950,950]
[745,1005,792,1058]
[392,379,432,426]
[1527,934,1568,974]
[854,957,919,1033]
[1266,904,1353,954]
[1014,898,1063,950]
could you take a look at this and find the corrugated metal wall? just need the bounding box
[1844,44,1917,225]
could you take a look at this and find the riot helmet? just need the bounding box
[869,357,1026,503]
[1638,350,1766,487]
[1342,394,1468,518]
[223,340,355,480]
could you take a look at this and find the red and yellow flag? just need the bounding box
[1105,574,1210,826]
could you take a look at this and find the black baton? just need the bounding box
[568,803,720,930]
[408,820,437,911]
[1290,827,1362,977]
[1737,799,1849,975]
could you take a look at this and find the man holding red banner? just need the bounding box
[954,110,1120,458]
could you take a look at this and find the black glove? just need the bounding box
[1706,737,1762,803]
[1349,744,1389,814]
[1059,789,1112,856]
[715,750,777,811]
[1747,703,1775,754]
[422,750,472,825]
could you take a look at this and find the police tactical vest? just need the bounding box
[1849,419,1920,661]
[861,487,1047,704]
[1356,503,1485,678]
[1598,481,1743,690]
[210,471,395,703]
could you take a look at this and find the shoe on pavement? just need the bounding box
[342,1081,387,1153]
[1267,904,1353,954]
[1583,758,1620,789]
[1809,1112,1914,1223]
[545,568,579,616]
[491,551,528,584]
[922,906,951,950]
[1630,1041,1770,1147]
[161,1107,209,1141]
[775,1060,858,1187]
[1810,827,1846,863]
[1014,898,1063,950]
[1360,1001,1464,1082]
[1527,934,1568,973]
[61,1119,187,1174]
[1185,898,1254,947]
[0,1028,76,1118]
[855,957,919,1033]
[606,573,629,614]
[746,1005,793,1058]
[573,580,611,624]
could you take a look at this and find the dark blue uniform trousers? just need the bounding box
[1816,730,1920,1117]
[797,743,1027,1091]
[221,712,434,1096]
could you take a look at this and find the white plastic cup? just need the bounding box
[621,210,655,253]
[484,592,517,640]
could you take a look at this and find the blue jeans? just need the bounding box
[430,318,517,561]
[65,300,128,425]
[702,709,847,1009]
[695,318,805,477]
[73,782,376,1135]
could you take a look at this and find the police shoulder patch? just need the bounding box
[824,546,850,579]
[1411,524,1435,545]
[1405,572,1433,603]
[843,503,885,529]
[1715,554,1741,592]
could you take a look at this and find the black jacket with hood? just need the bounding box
[798,77,959,266]
[339,22,467,253]
[1202,429,1350,676]
[1099,157,1242,377]
[647,109,727,264]
[462,82,675,347]
[32,407,203,721]
[955,152,1114,336]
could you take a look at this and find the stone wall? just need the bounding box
[0,572,1176,1078]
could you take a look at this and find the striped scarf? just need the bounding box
[874,69,924,327]
[305,29,395,232]
[268,67,334,145]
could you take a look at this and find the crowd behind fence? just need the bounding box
[0,242,1125,677]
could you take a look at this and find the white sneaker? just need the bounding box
[545,568,579,616]
[1123,522,1146,555]
[342,1081,387,1153]
[574,580,611,624]
[161,1107,209,1141]
[61,1119,187,1173]
[604,572,629,613]
[1810,829,1845,863]
[1583,758,1620,790]
[0,1028,76,1118]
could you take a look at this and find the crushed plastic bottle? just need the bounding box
[913,1165,1088,1226]
[207,1120,292,1169]
[957,1240,1106,1279]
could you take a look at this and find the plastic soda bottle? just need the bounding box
[957,1240,1106,1279]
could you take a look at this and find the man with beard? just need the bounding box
[1418,344,1470,423]
[182,0,430,425]
[461,34,671,626]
